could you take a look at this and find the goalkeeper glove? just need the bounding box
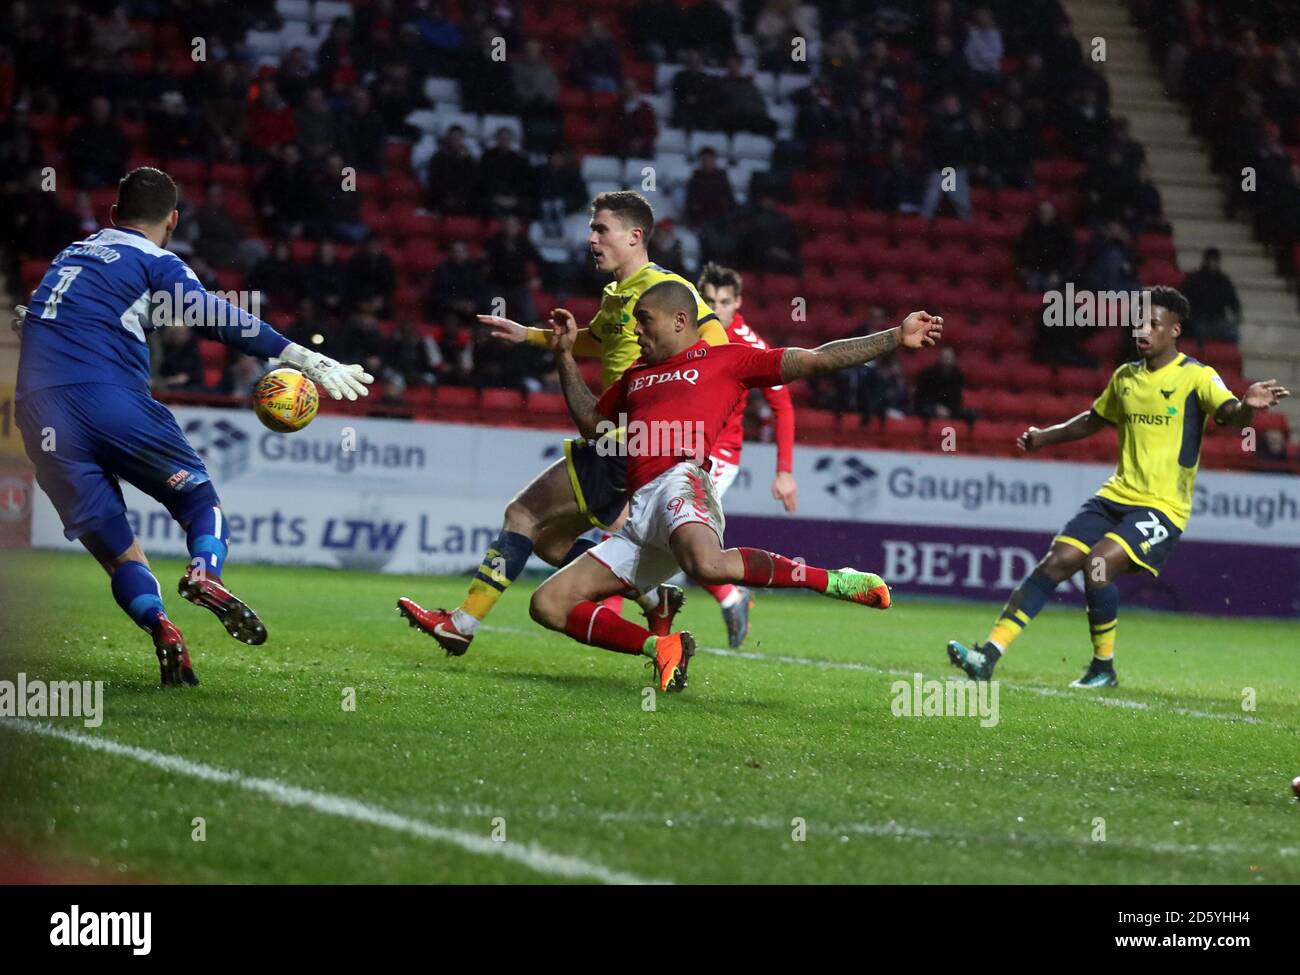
[278,342,374,401]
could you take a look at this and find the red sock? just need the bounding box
[598,594,624,614]
[704,583,737,604]
[738,549,829,592]
[564,601,652,655]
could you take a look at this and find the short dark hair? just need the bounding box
[115,167,178,224]
[697,261,743,296]
[591,190,654,240]
[638,280,697,322]
[1149,285,1190,322]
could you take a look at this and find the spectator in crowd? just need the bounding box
[914,347,969,420]
[572,17,622,93]
[534,148,587,226]
[478,126,532,217]
[340,87,387,173]
[618,79,659,158]
[716,56,774,135]
[859,354,911,419]
[249,239,304,312]
[672,48,715,128]
[483,215,541,325]
[303,240,348,315]
[432,312,475,385]
[387,319,443,388]
[65,95,129,189]
[429,240,487,321]
[157,327,207,392]
[316,17,364,90]
[987,101,1036,188]
[682,0,736,64]
[314,151,369,242]
[347,234,396,316]
[922,33,968,100]
[425,124,479,215]
[871,138,924,212]
[963,7,1004,85]
[246,79,296,155]
[512,38,560,108]
[919,92,974,219]
[202,61,249,152]
[1255,428,1292,471]
[740,193,801,275]
[648,218,689,276]
[686,147,736,225]
[626,0,682,63]
[150,89,205,160]
[193,183,245,270]
[276,45,316,107]
[1181,248,1241,342]
[256,143,315,239]
[755,0,817,73]
[1015,200,1076,292]
[295,86,338,162]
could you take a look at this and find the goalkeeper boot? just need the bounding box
[947,640,1000,681]
[152,618,199,687]
[1069,657,1118,689]
[824,568,891,609]
[178,562,267,646]
[648,631,696,692]
[721,587,753,649]
[643,584,686,637]
[397,597,472,656]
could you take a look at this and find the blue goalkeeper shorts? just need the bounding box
[16,382,214,543]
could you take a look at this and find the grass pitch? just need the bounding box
[1,549,1297,884]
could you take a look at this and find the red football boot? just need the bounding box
[152,617,199,687]
[396,597,473,656]
[178,562,267,645]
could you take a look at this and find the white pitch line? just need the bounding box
[0,719,668,886]
[482,625,1264,726]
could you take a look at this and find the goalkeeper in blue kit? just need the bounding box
[14,167,374,685]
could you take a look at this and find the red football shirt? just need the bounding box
[595,338,787,494]
[710,312,795,472]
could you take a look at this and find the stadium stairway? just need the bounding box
[1063,0,1300,440]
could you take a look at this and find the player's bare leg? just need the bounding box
[948,540,1087,681]
[87,536,197,687]
[529,551,695,692]
[398,458,590,655]
[668,523,891,608]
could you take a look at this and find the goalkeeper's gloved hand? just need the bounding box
[278,342,374,401]
[12,304,27,336]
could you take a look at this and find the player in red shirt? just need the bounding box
[530,280,943,693]
[637,262,797,648]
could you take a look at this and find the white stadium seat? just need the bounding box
[752,71,777,97]
[622,157,656,186]
[405,109,439,135]
[655,63,683,92]
[688,129,730,160]
[652,152,692,188]
[656,126,688,154]
[580,155,622,183]
[410,134,438,174]
[731,132,774,162]
[423,76,461,107]
[313,1,353,26]
[276,0,312,24]
[586,179,623,199]
[776,73,813,100]
[436,110,481,140]
[245,30,284,59]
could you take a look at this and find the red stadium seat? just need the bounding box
[481,388,526,418]
[433,386,479,410]
[878,415,928,449]
[528,392,568,416]
[1004,362,1053,392]
[798,408,839,435]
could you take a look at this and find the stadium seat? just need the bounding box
[798,408,839,435]
[433,386,479,410]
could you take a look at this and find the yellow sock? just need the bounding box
[461,577,503,622]
[987,609,1030,651]
[1090,620,1116,660]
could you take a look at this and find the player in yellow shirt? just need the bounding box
[396,190,728,654]
[947,286,1290,687]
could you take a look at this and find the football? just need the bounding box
[252,367,319,433]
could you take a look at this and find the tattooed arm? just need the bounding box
[550,307,606,440]
[779,311,944,382]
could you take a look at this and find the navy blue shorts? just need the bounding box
[1056,495,1182,576]
[564,437,628,530]
[17,382,213,542]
